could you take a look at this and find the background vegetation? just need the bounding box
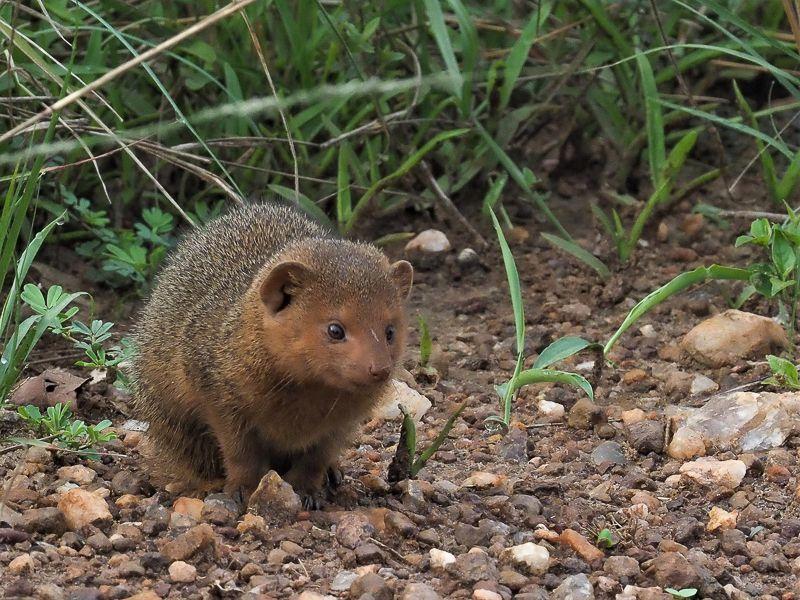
[3,0,800,410]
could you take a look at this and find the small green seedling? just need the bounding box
[15,402,116,459]
[665,589,698,599]
[596,528,618,549]
[387,400,467,482]
[764,355,800,389]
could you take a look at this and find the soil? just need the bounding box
[1,169,799,600]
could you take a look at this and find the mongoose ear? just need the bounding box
[260,261,309,314]
[389,260,414,300]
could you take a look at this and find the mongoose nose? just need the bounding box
[369,363,391,380]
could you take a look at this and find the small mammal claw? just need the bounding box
[325,466,344,490]
[300,491,325,511]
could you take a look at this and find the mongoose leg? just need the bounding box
[325,465,344,490]
[211,419,266,508]
[283,442,339,510]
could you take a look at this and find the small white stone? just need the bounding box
[429,548,456,571]
[537,399,565,422]
[639,324,657,338]
[374,380,431,423]
[405,229,451,254]
[8,553,35,574]
[169,560,197,583]
[690,374,719,396]
[473,591,502,600]
[330,570,357,591]
[680,457,746,489]
[707,506,738,531]
[461,472,501,489]
[502,542,550,575]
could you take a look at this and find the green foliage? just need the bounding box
[764,354,800,389]
[15,402,116,459]
[665,589,698,599]
[735,211,800,342]
[596,528,618,549]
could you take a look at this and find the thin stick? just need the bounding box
[419,160,488,248]
[0,0,258,145]
[241,11,300,203]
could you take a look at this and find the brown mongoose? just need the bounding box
[130,202,413,508]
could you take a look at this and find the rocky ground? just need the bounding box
[1,175,800,600]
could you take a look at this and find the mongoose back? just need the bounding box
[130,203,413,507]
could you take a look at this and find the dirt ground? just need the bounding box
[1,167,799,600]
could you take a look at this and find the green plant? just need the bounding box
[387,400,467,482]
[764,354,800,389]
[15,402,116,459]
[596,528,618,549]
[417,315,432,368]
[665,589,698,599]
[735,213,800,343]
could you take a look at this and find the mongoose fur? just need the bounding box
[130,203,413,507]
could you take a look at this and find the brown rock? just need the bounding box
[567,398,604,430]
[647,552,700,589]
[559,528,605,566]
[21,507,66,535]
[158,524,216,561]
[248,470,301,521]
[57,489,112,530]
[680,310,789,367]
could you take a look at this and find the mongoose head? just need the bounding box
[254,239,413,393]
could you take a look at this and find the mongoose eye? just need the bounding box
[327,323,346,341]
[385,325,395,343]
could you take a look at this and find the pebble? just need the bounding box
[405,229,451,254]
[640,324,658,338]
[591,441,626,465]
[679,457,746,489]
[330,570,358,591]
[57,489,112,531]
[172,497,204,520]
[450,549,499,584]
[457,248,480,268]
[429,548,456,571]
[559,529,605,566]
[350,573,392,600]
[374,379,432,423]
[667,427,706,460]
[355,542,383,564]
[690,374,718,395]
[21,507,66,535]
[603,555,640,581]
[201,493,239,525]
[552,573,594,599]
[385,511,416,537]
[401,582,441,600]
[473,590,502,600]
[158,523,215,561]
[248,470,301,520]
[502,542,549,575]
[621,409,646,425]
[8,553,35,574]
[537,399,565,422]
[335,512,375,549]
[168,560,197,583]
[626,420,665,454]
[568,398,603,429]
[680,309,789,367]
[648,552,700,589]
[707,506,738,531]
[56,465,96,486]
[461,471,502,489]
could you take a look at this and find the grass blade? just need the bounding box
[636,51,665,187]
[500,1,553,109]
[534,336,596,370]
[509,368,594,401]
[541,233,611,280]
[423,0,463,101]
[488,208,525,355]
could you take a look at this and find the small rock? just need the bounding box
[56,465,96,486]
[355,542,383,564]
[502,542,549,575]
[57,489,112,530]
[626,420,665,454]
[690,374,718,395]
[537,399,565,422]
[335,513,375,549]
[21,507,66,535]
[449,549,499,584]
[385,511,416,537]
[552,573,594,600]
[473,591,502,600]
[350,572,392,600]
[562,302,592,322]
[461,471,501,490]
[679,457,746,489]
[457,248,481,269]
[8,553,35,574]
[405,229,451,254]
[568,398,604,430]
[707,506,737,531]
[248,470,301,520]
[201,493,239,525]
[401,582,440,600]
[622,369,648,385]
[666,427,706,460]
[429,548,456,571]
[168,560,197,583]
[603,555,640,581]
[158,523,215,561]
[559,529,605,566]
[648,552,700,589]
[640,324,658,338]
[374,379,432,423]
[110,470,147,496]
[510,494,542,521]
[172,497,204,520]
[37,584,66,600]
[680,309,789,367]
[621,409,646,425]
[331,570,358,592]
[591,441,626,466]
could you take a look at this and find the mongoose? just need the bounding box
[130,203,413,508]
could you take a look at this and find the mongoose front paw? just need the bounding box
[300,490,326,511]
[325,465,344,490]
